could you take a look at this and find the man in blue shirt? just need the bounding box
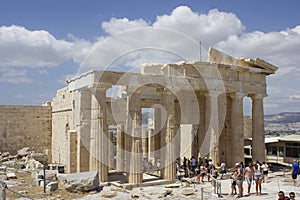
[291,160,299,186]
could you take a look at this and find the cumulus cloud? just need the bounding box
[78,6,245,72]
[0,68,31,83]
[215,26,300,77]
[102,17,149,35]
[153,6,245,47]
[1,6,300,113]
[0,25,72,67]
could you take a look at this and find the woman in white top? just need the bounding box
[261,161,268,182]
[254,163,262,196]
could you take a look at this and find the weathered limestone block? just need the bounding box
[101,189,118,198]
[0,174,8,181]
[17,147,31,158]
[182,188,194,196]
[62,171,99,193]
[46,181,59,192]
[7,172,17,179]
[0,166,7,172]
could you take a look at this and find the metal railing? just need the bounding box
[0,181,34,200]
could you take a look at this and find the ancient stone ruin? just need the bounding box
[51,47,278,185]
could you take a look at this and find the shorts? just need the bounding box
[292,173,298,180]
[263,171,268,175]
[254,175,261,180]
[236,179,243,185]
[245,178,252,184]
[232,181,236,186]
[196,174,201,179]
[221,170,226,174]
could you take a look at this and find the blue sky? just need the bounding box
[0,0,300,115]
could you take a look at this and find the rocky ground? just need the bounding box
[1,149,299,199]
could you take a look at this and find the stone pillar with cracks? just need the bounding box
[251,94,266,163]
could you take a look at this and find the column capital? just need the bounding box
[203,91,222,98]
[249,93,267,100]
[229,92,246,99]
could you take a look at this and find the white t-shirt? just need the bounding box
[261,164,268,171]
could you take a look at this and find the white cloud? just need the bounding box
[153,6,245,47]
[215,26,300,73]
[1,6,300,114]
[0,25,72,67]
[0,68,31,83]
[102,17,149,35]
[67,34,94,64]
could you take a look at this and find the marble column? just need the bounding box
[197,92,207,159]
[161,90,176,181]
[90,87,110,182]
[127,92,143,184]
[148,128,155,161]
[116,124,125,171]
[251,94,266,162]
[208,92,220,165]
[108,131,114,170]
[74,89,91,172]
[200,92,220,164]
[230,92,245,165]
[154,107,162,162]
[142,129,148,160]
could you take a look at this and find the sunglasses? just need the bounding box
[290,196,295,198]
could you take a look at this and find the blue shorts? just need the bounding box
[246,178,252,184]
[254,175,261,180]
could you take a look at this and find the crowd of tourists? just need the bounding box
[175,156,299,199]
[178,156,226,184]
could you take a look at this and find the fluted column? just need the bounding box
[208,92,220,165]
[200,92,220,164]
[148,128,155,161]
[116,124,125,171]
[90,86,110,182]
[154,107,162,162]
[251,94,266,162]
[230,92,245,165]
[108,131,114,170]
[127,92,143,184]
[161,90,176,181]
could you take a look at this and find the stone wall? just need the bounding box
[51,86,76,173]
[0,105,52,160]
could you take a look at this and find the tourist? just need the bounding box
[195,165,201,184]
[191,156,197,171]
[278,191,289,200]
[219,161,226,179]
[236,163,244,198]
[291,160,299,186]
[183,157,188,177]
[200,163,206,183]
[289,192,296,200]
[210,165,218,186]
[254,163,262,195]
[244,162,254,196]
[231,169,237,195]
[206,164,211,182]
[156,159,161,175]
[261,161,269,182]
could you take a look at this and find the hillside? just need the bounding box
[264,112,300,135]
